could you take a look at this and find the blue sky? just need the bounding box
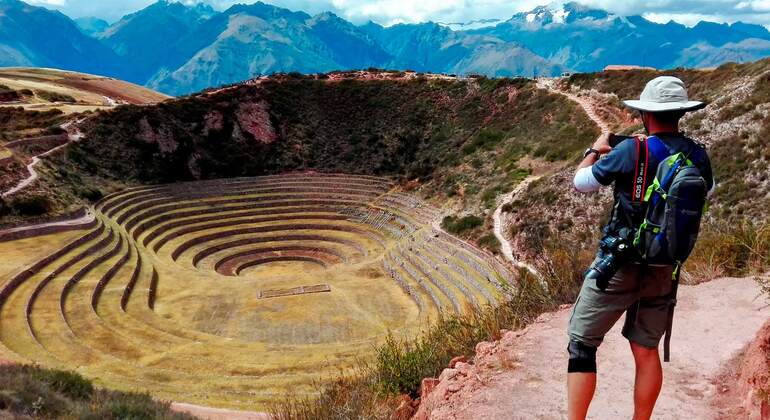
[26,0,770,27]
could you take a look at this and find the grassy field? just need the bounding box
[0,67,169,114]
[0,174,513,410]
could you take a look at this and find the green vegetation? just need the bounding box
[0,107,67,140]
[477,233,501,254]
[441,215,484,235]
[0,84,20,102]
[685,221,770,283]
[35,90,77,103]
[565,59,770,102]
[2,194,53,216]
[0,365,194,419]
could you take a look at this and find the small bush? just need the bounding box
[76,186,103,202]
[35,90,76,103]
[685,220,770,283]
[462,129,505,155]
[31,369,93,400]
[0,365,194,419]
[441,215,483,235]
[478,233,501,254]
[10,195,52,216]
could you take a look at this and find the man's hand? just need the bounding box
[591,133,612,156]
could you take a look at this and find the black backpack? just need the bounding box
[632,136,709,266]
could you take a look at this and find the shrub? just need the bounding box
[685,220,770,283]
[10,195,52,216]
[0,365,194,419]
[478,233,501,254]
[76,186,103,202]
[31,369,93,400]
[35,90,76,103]
[441,215,483,235]
[462,129,505,155]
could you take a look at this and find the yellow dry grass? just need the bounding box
[0,67,170,114]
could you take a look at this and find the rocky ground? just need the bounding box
[411,277,770,419]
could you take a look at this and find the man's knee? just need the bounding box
[568,339,597,373]
[630,341,659,361]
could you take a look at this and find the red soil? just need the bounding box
[412,277,770,419]
[711,319,770,419]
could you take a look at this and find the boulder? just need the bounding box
[420,377,440,398]
[448,355,467,368]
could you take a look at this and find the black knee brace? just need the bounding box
[567,340,597,373]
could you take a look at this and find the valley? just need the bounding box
[0,174,513,410]
[0,53,769,418]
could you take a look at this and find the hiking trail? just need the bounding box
[490,78,611,279]
[491,175,543,278]
[537,78,612,134]
[414,276,770,419]
[2,119,85,198]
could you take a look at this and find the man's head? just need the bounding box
[639,110,686,134]
[623,76,705,134]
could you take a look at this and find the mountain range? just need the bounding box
[2,0,770,95]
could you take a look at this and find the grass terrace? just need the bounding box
[0,173,515,410]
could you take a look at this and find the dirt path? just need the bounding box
[0,208,95,237]
[170,403,269,420]
[491,175,543,278]
[489,78,611,279]
[1,119,84,198]
[414,277,770,419]
[537,78,611,134]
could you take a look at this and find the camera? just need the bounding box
[585,229,634,291]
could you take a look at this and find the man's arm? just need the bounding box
[574,133,612,193]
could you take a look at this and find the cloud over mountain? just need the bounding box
[5,0,770,96]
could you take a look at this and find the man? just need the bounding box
[567,76,714,420]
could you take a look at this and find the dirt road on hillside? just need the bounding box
[491,175,543,277]
[1,119,84,198]
[414,277,769,419]
[490,78,610,277]
[171,403,269,420]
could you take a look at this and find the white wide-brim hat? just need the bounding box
[623,76,706,113]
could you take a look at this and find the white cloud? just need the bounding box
[26,0,66,5]
[25,0,770,27]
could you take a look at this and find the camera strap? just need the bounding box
[632,136,649,203]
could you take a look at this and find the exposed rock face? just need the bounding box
[137,117,177,153]
[235,101,276,144]
[203,110,224,136]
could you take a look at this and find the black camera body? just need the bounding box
[585,229,635,291]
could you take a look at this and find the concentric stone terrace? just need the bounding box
[0,173,514,409]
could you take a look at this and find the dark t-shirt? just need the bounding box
[591,133,714,235]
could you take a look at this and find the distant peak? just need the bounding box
[511,2,611,26]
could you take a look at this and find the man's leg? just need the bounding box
[629,341,662,420]
[568,372,596,420]
[567,262,640,419]
[567,340,598,419]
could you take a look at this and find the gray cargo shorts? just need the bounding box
[568,259,674,349]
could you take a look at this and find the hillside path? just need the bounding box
[536,78,611,134]
[2,119,84,198]
[491,175,542,277]
[414,277,769,419]
[490,78,611,277]
[0,208,94,237]
[170,403,269,420]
